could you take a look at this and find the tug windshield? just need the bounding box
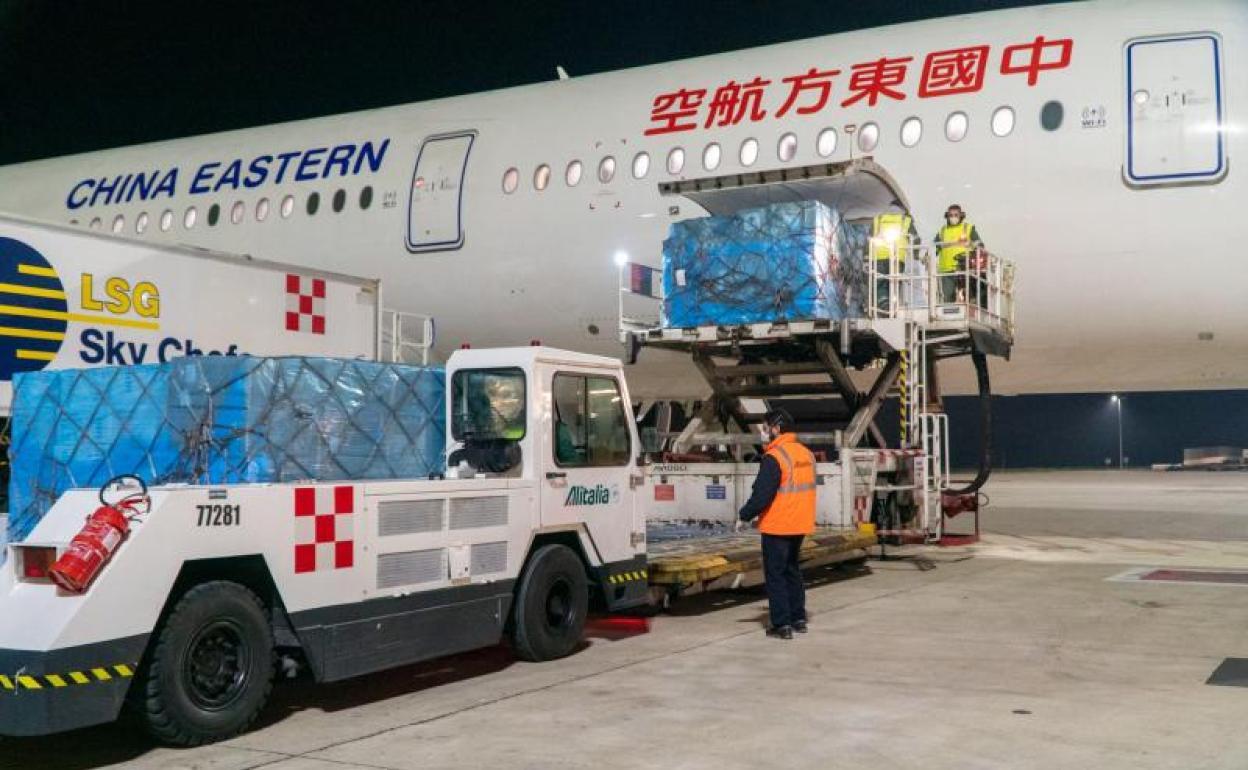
[451,367,526,441]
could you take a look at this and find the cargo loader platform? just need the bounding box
[645,526,877,598]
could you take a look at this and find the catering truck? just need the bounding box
[0,213,385,416]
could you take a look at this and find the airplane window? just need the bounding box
[502,167,519,194]
[945,112,969,142]
[816,128,837,157]
[256,198,270,222]
[230,201,245,224]
[208,203,220,226]
[183,207,197,229]
[702,142,721,171]
[900,117,922,148]
[89,217,102,230]
[857,122,880,152]
[992,106,1015,137]
[739,138,759,166]
[307,192,321,215]
[359,186,373,210]
[1040,100,1064,131]
[598,156,616,183]
[111,215,125,234]
[632,152,650,179]
[159,210,173,232]
[534,164,551,190]
[777,132,798,162]
[135,212,149,234]
[667,147,685,175]
[332,189,346,212]
[281,195,295,218]
[565,160,583,187]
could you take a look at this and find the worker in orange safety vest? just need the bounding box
[737,409,817,640]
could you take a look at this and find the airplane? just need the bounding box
[0,0,1242,401]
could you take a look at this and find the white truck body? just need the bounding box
[0,213,381,415]
[0,346,650,737]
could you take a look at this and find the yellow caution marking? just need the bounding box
[0,282,66,300]
[0,303,160,331]
[0,325,64,342]
[16,349,57,361]
[3,662,137,692]
[17,264,58,279]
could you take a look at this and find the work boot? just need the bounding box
[793,620,808,634]
[766,625,794,640]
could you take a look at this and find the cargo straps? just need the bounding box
[773,445,816,493]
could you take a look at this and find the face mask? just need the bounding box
[947,214,962,224]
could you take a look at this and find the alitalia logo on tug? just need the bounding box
[564,484,619,506]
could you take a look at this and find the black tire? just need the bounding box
[510,544,589,662]
[139,581,275,746]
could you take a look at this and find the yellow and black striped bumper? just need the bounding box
[606,568,648,586]
[0,635,146,737]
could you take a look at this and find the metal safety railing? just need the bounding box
[867,238,1015,337]
[380,309,435,365]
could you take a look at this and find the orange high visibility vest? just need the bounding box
[759,433,817,536]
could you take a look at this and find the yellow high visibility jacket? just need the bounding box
[759,433,817,536]
[871,213,912,265]
[938,221,974,273]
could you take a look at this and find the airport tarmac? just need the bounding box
[6,469,1248,770]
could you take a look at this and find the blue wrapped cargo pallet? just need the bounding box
[8,356,446,543]
[662,200,868,327]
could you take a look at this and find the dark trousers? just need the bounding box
[761,534,806,629]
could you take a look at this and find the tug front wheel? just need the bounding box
[510,544,588,662]
[138,581,275,746]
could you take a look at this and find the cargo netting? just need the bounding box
[662,200,869,328]
[8,356,445,543]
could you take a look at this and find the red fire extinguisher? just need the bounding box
[49,475,150,594]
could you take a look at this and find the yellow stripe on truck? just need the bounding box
[0,303,161,331]
[17,264,58,279]
[0,281,66,300]
[0,325,64,342]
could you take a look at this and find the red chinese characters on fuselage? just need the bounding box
[642,36,1073,137]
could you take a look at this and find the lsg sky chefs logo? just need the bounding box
[564,484,621,506]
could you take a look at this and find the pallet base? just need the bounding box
[646,527,877,586]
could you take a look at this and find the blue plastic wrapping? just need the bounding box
[8,357,445,543]
[662,201,868,327]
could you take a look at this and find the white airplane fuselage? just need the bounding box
[0,0,1243,398]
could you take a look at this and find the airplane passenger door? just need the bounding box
[1124,34,1225,186]
[406,131,476,252]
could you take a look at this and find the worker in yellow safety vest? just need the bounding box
[737,409,817,640]
[871,212,915,314]
[935,204,985,305]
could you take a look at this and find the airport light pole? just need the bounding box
[1110,394,1123,469]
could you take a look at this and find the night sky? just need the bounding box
[0,0,1242,467]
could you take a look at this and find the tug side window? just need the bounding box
[552,374,630,467]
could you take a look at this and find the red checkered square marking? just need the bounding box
[293,485,355,573]
[285,273,326,335]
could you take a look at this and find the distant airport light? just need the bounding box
[614,250,629,267]
[1110,394,1120,403]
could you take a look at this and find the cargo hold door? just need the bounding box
[1124,34,1225,186]
[406,131,475,252]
